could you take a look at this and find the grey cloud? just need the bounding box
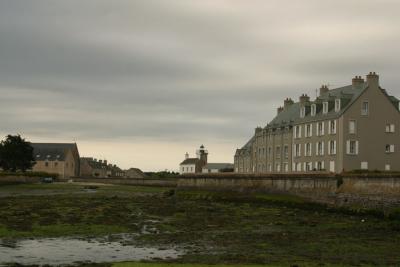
[1,0,400,169]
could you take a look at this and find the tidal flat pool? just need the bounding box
[0,236,182,266]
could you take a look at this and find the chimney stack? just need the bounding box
[299,94,310,104]
[283,98,294,109]
[185,152,189,159]
[277,106,284,114]
[352,76,364,88]
[104,160,107,165]
[319,85,329,96]
[366,72,379,87]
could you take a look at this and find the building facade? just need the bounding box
[234,72,400,173]
[202,163,234,173]
[31,143,80,178]
[180,145,208,174]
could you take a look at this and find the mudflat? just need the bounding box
[0,182,399,266]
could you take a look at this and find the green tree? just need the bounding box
[0,135,35,172]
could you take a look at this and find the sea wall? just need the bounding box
[69,177,177,187]
[178,174,400,210]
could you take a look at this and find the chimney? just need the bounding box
[99,160,103,164]
[352,76,364,88]
[299,94,310,104]
[283,98,294,109]
[366,72,379,87]
[185,152,189,159]
[319,85,329,96]
[277,106,284,114]
[104,160,107,165]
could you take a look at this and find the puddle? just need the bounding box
[0,236,182,266]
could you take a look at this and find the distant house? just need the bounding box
[179,145,208,174]
[125,168,146,179]
[202,163,234,173]
[31,143,80,179]
[80,158,108,178]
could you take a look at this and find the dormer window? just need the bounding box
[335,99,341,112]
[323,102,329,114]
[300,106,306,118]
[311,104,316,116]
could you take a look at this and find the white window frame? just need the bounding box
[323,102,329,114]
[361,101,369,116]
[329,140,337,155]
[386,124,395,133]
[316,141,324,156]
[335,99,341,112]
[349,120,356,134]
[346,140,359,155]
[317,122,325,136]
[361,161,368,170]
[306,143,312,156]
[306,124,312,137]
[385,164,391,171]
[311,104,316,116]
[300,106,306,118]
[329,120,337,134]
[385,144,395,153]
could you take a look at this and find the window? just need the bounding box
[306,124,312,137]
[346,140,359,155]
[276,163,281,172]
[316,161,324,171]
[54,162,58,167]
[335,99,341,112]
[349,120,356,134]
[276,146,281,159]
[361,162,368,170]
[295,162,302,172]
[385,164,391,171]
[284,145,289,159]
[45,162,49,167]
[329,140,337,155]
[294,125,302,138]
[268,147,271,156]
[386,124,395,133]
[329,120,337,134]
[295,144,301,157]
[300,106,306,118]
[316,141,324,156]
[305,162,312,171]
[385,144,395,153]
[305,143,312,156]
[311,104,316,116]
[323,102,329,114]
[283,163,289,172]
[361,101,369,115]
[317,122,325,136]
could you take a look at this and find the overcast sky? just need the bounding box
[1,0,400,171]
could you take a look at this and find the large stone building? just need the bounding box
[31,143,80,178]
[234,72,400,173]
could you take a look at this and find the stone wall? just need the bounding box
[0,176,42,183]
[178,174,400,210]
[69,177,177,187]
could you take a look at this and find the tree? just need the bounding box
[0,135,35,172]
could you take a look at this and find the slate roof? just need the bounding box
[32,143,78,161]
[203,163,234,170]
[180,158,200,165]
[237,81,399,154]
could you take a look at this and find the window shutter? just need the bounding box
[299,125,302,138]
[391,124,395,133]
[356,141,359,154]
[294,127,297,138]
[304,143,307,156]
[322,161,325,170]
[315,143,319,156]
[328,122,331,134]
[303,162,306,171]
[334,141,337,154]
[391,144,395,152]
[310,124,313,137]
[322,142,325,156]
[346,140,350,154]
[322,122,325,135]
